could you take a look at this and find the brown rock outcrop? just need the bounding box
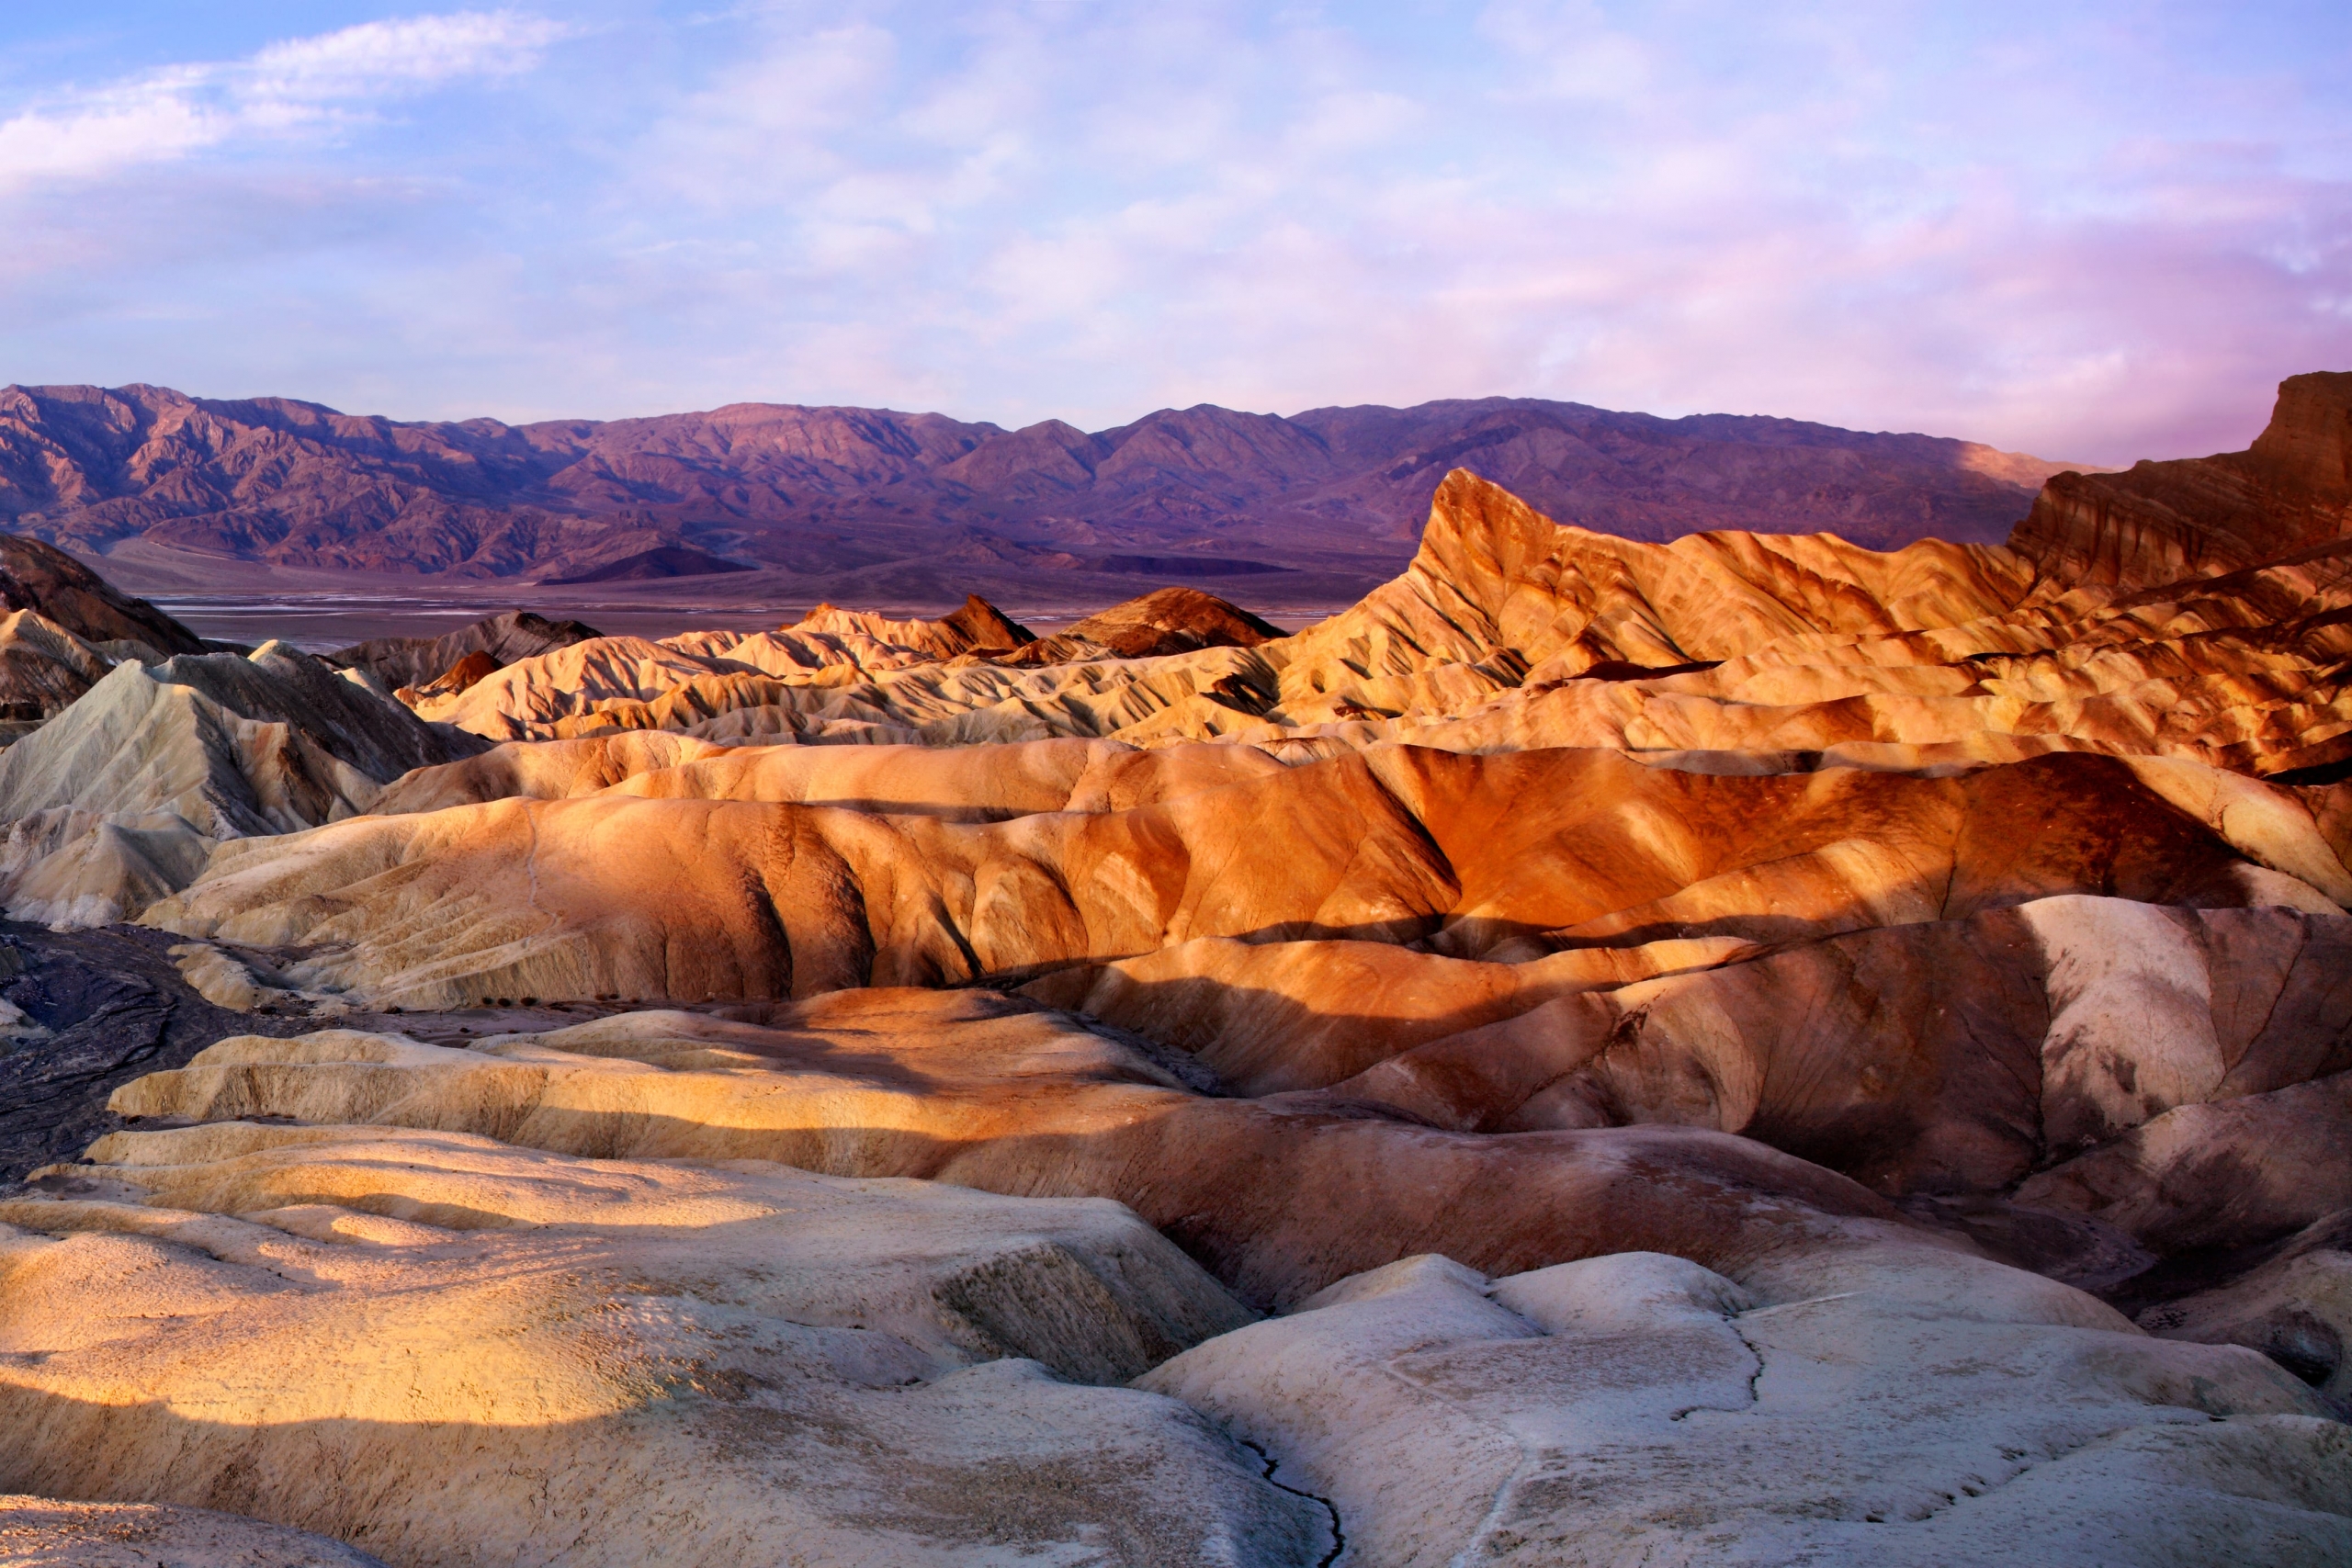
[331,608,602,689]
[392,648,497,706]
[0,534,205,656]
[997,587,1281,664]
[2010,372,2352,589]
[794,593,1035,658]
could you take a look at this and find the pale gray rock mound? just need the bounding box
[0,1495,384,1566]
[0,808,210,928]
[1140,1247,2352,1566]
[0,642,482,925]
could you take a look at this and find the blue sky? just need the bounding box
[1,2,2346,465]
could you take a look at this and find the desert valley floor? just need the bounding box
[0,376,2348,1563]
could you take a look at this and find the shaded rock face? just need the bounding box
[1000,586,1283,664]
[0,534,205,656]
[331,607,602,689]
[2011,371,2352,589]
[6,376,2352,1563]
[2134,1210,2352,1410]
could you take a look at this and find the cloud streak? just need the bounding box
[0,11,566,194]
[0,2,2346,467]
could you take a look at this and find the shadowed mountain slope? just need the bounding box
[0,383,2088,600]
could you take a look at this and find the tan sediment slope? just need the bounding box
[0,1121,1321,1566]
[374,733,1284,819]
[0,1495,385,1566]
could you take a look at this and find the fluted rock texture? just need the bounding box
[1,372,2350,1564]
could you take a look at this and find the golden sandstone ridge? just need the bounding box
[1,375,2351,1563]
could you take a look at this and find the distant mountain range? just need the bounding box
[0,382,2089,607]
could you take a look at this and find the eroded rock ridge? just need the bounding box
[0,373,2348,1564]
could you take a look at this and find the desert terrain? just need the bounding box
[0,384,2089,621]
[0,372,2347,1563]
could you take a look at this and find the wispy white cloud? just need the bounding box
[0,10,566,194]
[0,1,2346,467]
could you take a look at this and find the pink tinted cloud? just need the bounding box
[0,2,2344,468]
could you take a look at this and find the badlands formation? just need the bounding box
[0,374,2348,1562]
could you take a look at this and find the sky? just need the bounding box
[0,2,2346,467]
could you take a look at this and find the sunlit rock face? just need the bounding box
[0,1121,1322,1566]
[2,374,2351,1562]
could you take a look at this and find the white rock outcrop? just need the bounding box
[1142,1249,2352,1565]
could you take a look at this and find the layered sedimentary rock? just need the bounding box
[142,745,2339,1010]
[359,377,2346,777]
[0,644,480,924]
[40,1005,2350,1562]
[5,374,2352,1564]
[2011,371,2351,588]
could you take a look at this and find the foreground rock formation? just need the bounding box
[7,1004,2343,1563]
[1,372,2349,1563]
[0,1495,384,1567]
